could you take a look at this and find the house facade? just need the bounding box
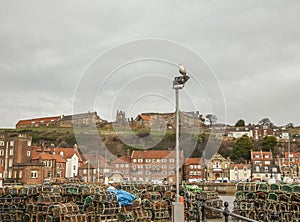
[205,153,231,181]
[54,147,82,178]
[110,155,131,181]
[251,150,280,181]
[130,150,184,183]
[0,134,32,182]
[229,164,251,182]
[185,157,205,182]
[280,152,300,180]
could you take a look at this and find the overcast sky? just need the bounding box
[1,0,300,128]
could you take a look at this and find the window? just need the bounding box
[170,171,174,175]
[27,151,31,156]
[125,170,128,174]
[234,166,238,171]
[19,170,22,178]
[0,141,4,146]
[255,154,259,158]
[9,149,13,156]
[10,141,14,146]
[0,159,3,165]
[120,164,124,168]
[169,165,174,169]
[138,159,143,163]
[125,164,129,168]
[264,167,268,172]
[162,171,166,175]
[31,170,38,178]
[73,165,76,170]
[138,171,143,175]
[47,171,51,178]
[265,161,270,165]
[162,165,167,169]
[169,159,175,162]
[116,164,119,168]
[146,165,150,169]
[190,165,193,169]
[138,165,143,169]
[9,159,13,167]
[152,159,156,162]
[146,171,150,175]
[224,163,228,169]
[133,159,137,162]
[146,159,151,162]
[157,159,161,162]
[243,167,247,171]
[0,149,4,156]
[83,169,87,174]
[162,159,167,162]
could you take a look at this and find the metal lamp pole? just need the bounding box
[172,64,190,222]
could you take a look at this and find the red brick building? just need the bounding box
[185,158,205,182]
[16,116,60,128]
[130,150,184,183]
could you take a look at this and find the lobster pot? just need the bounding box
[154,185,166,193]
[118,212,135,222]
[163,190,175,200]
[146,184,154,191]
[152,200,169,211]
[141,199,152,210]
[143,192,161,201]
[152,210,170,221]
[94,191,118,202]
[37,192,63,204]
[101,201,121,215]
[133,209,152,221]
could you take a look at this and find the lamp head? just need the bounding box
[178,63,186,75]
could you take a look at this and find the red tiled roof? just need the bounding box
[31,151,66,163]
[139,115,151,121]
[284,152,300,158]
[251,151,273,160]
[52,154,66,163]
[230,164,250,170]
[54,147,81,160]
[131,150,183,159]
[16,116,60,126]
[111,156,130,164]
[185,158,203,165]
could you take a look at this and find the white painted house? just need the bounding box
[54,147,82,178]
[227,130,253,139]
[229,164,251,181]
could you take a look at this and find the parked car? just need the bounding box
[215,177,229,183]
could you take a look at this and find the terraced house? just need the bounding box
[130,150,184,183]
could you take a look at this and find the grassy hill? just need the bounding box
[0,127,209,158]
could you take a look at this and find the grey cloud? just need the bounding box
[0,0,299,127]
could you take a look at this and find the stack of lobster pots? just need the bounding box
[117,183,170,222]
[0,182,224,222]
[180,185,223,220]
[233,182,300,222]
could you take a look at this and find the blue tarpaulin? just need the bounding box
[106,187,136,206]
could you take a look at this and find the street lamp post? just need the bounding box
[172,64,190,222]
